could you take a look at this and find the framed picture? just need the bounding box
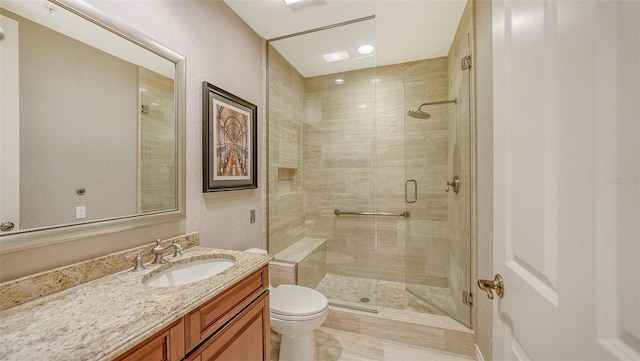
[202,82,257,192]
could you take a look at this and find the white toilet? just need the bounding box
[245,248,328,361]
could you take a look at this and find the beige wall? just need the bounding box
[13,11,138,229]
[0,0,265,282]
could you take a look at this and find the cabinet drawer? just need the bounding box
[115,318,185,361]
[185,265,268,350]
[186,291,270,361]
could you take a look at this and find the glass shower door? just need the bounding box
[267,18,379,312]
[404,33,472,327]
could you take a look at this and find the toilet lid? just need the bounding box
[270,284,328,317]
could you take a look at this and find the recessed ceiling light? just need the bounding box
[334,79,345,85]
[358,44,375,55]
[323,50,349,63]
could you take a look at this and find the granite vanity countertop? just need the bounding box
[0,247,272,361]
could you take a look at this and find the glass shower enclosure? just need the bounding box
[267,18,379,311]
[404,34,472,327]
[267,19,473,327]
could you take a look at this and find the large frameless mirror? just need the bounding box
[0,0,186,253]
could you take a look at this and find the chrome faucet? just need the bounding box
[151,239,183,264]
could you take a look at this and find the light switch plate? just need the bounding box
[76,206,86,219]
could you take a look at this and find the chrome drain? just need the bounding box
[360,297,370,303]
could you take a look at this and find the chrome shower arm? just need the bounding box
[417,98,457,111]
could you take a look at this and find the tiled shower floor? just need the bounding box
[315,273,458,316]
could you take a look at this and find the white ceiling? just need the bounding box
[223,0,467,77]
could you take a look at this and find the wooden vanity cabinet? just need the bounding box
[185,291,269,361]
[114,319,185,361]
[116,265,269,361]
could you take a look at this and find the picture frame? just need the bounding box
[202,82,257,192]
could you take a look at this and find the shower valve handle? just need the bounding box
[446,176,460,193]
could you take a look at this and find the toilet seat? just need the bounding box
[270,284,328,320]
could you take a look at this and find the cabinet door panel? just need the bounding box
[186,266,268,350]
[116,319,185,361]
[197,291,270,361]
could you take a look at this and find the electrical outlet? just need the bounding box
[250,210,256,223]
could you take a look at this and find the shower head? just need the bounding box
[407,109,432,119]
[406,98,457,120]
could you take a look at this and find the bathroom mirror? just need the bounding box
[0,0,186,253]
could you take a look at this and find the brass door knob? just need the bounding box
[477,274,504,299]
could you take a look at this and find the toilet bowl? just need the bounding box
[245,249,328,361]
[270,284,328,361]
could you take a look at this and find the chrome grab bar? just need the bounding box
[333,209,410,219]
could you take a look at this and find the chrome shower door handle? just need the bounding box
[405,180,417,203]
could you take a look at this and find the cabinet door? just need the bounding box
[190,291,270,361]
[185,265,268,350]
[115,319,185,361]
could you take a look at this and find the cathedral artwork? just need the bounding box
[215,104,249,179]
[203,82,257,192]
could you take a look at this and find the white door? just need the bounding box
[491,0,639,360]
[0,15,20,232]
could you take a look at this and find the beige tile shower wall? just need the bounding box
[375,64,408,283]
[304,68,377,279]
[138,67,176,213]
[14,10,137,229]
[304,59,450,283]
[268,47,306,255]
[404,58,452,287]
[446,0,473,327]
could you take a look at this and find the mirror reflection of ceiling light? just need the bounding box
[357,44,375,55]
[323,50,349,63]
[42,4,58,13]
[284,0,326,11]
[334,79,345,85]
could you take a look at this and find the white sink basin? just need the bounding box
[143,257,235,287]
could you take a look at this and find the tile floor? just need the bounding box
[317,327,474,361]
[271,327,474,361]
[271,274,474,361]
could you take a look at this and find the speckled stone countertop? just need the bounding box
[0,245,272,360]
